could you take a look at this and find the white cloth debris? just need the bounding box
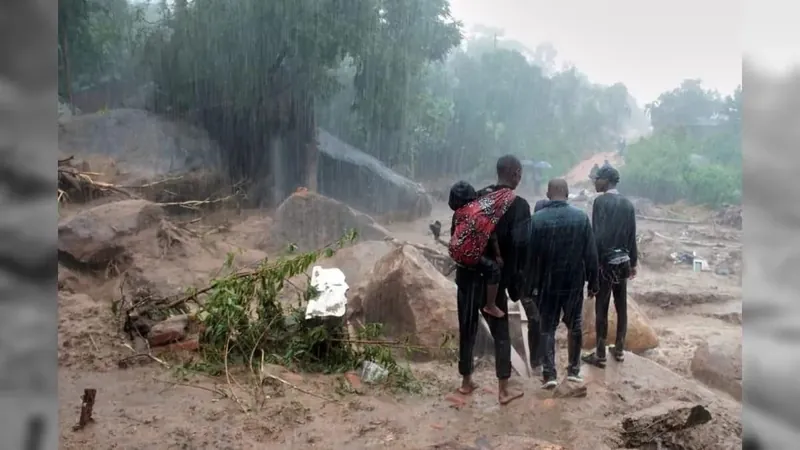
[304,266,349,320]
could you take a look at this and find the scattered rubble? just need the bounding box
[713,204,742,229]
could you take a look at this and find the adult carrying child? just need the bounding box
[448,181,516,318]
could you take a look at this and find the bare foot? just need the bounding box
[498,388,524,405]
[457,380,479,395]
[482,305,505,318]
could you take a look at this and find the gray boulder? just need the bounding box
[317,130,432,220]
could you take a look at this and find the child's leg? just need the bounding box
[479,257,504,318]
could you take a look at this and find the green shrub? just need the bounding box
[621,129,741,207]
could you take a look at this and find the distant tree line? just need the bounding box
[57,0,738,207]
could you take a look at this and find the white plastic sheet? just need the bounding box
[304,266,349,320]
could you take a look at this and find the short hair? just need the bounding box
[596,165,620,184]
[496,155,522,178]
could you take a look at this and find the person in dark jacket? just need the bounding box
[582,165,638,367]
[527,179,598,388]
[454,155,531,405]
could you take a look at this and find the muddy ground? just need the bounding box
[56,160,742,449]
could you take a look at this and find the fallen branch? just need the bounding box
[224,332,249,415]
[72,388,97,431]
[58,155,75,166]
[154,379,228,398]
[119,342,171,369]
[636,215,700,225]
[155,194,238,211]
[57,166,135,201]
[621,401,712,448]
[261,370,338,403]
[121,175,186,189]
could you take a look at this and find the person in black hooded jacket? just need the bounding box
[582,165,638,367]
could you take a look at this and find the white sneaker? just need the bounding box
[567,373,584,383]
[541,379,558,390]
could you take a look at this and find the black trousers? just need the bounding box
[521,298,543,369]
[595,276,628,358]
[538,290,584,379]
[456,267,512,380]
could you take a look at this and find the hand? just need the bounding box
[629,266,637,280]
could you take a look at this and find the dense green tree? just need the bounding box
[624,82,742,206]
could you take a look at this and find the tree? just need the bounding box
[146,0,461,204]
[645,79,724,132]
[624,82,742,206]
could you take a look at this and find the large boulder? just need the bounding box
[58,199,164,266]
[273,191,390,252]
[58,108,221,183]
[582,295,659,352]
[691,333,742,400]
[317,130,432,220]
[347,245,457,360]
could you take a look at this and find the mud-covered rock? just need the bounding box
[582,295,659,352]
[274,191,390,252]
[58,108,221,182]
[691,334,742,400]
[347,245,457,360]
[58,199,164,266]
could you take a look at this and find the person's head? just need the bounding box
[594,165,620,193]
[496,155,523,189]
[603,159,610,166]
[448,180,477,211]
[546,178,569,201]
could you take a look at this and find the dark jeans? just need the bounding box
[521,298,543,369]
[595,276,628,358]
[538,290,584,380]
[455,267,512,380]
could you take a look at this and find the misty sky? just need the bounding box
[449,0,742,104]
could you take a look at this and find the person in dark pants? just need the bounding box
[527,179,598,388]
[455,155,531,405]
[582,165,638,367]
[520,196,550,373]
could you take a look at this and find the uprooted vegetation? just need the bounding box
[57,154,242,214]
[117,229,427,395]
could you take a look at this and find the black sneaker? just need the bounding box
[541,376,558,390]
[582,352,606,368]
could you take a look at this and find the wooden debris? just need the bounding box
[73,388,97,431]
[621,401,712,448]
[636,215,700,225]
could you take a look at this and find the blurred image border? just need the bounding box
[742,57,800,447]
[0,0,59,448]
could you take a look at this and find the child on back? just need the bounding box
[448,181,506,318]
